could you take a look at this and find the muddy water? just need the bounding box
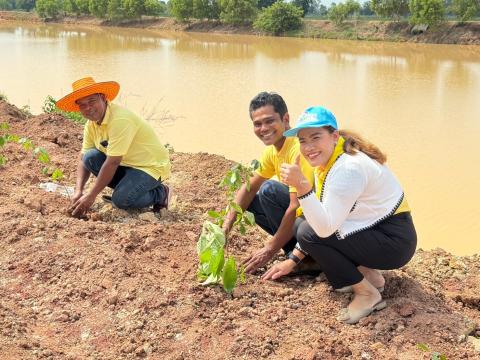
[1,22,479,255]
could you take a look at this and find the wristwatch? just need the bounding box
[287,251,302,265]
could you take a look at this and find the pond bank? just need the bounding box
[0,100,479,358]
[1,10,479,45]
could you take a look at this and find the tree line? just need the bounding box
[0,0,479,33]
[0,0,167,19]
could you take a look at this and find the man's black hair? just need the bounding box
[249,92,288,119]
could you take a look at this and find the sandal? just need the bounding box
[335,285,384,293]
[337,299,387,324]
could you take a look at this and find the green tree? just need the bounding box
[0,0,14,10]
[257,0,275,9]
[327,0,360,24]
[292,0,313,16]
[219,0,257,24]
[36,0,63,18]
[409,0,445,26]
[254,0,303,34]
[107,0,126,19]
[144,0,167,15]
[123,0,145,18]
[89,0,109,17]
[170,0,193,20]
[193,0,220,19]
[64,0,80,14]
[360,1,374,15]
[76,0,91,14]
[451,0,479,22]
[16,0,36,11]
[371,0,409,19]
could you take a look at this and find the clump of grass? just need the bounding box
[42,95,86,125]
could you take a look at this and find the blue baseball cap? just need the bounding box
[284,106,338,137]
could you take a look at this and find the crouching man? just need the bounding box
[56,77,171,218]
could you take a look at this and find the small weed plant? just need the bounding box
[43,95,87,125]
[197,160,260,293]
[416,343,447,360]
[0,121,64,182]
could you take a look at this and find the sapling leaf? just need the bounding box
[250,159,260,171]
[244,211,255,226]
[222,256,238,294]
[202,273,221,286]
[6,134,19,142]
[51,168,64,181]
[416,343,429,352]
[0,136,5,147]
[239,264,246,284]
[239,223,246,235]
[230,202,242,214]
[42,167,49,175]
[230,171,237,186]
[0,154,6,166]
[34,147,50,164]
[0,122,9,131]
[208,210,221,219]
[246,179,251,192]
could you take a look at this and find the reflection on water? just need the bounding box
[1,21,479,255]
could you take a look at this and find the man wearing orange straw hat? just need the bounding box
[56,77,171,218]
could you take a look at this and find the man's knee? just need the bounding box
[258,180,282,201]
[82,149,105,173]
[111,191,133,210]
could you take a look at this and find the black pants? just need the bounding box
[295,212,417,289]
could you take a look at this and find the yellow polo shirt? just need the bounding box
[81,102,171,180]
[256,137,314,193]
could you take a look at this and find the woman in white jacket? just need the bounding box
[262,106,417,324]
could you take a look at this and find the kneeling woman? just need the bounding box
[262,106,417,324]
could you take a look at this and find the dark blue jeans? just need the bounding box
[247,180,297,253]
[82,149,168,210]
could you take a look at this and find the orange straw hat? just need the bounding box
[56,77,120,112]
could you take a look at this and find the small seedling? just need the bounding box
[197,160,260,293]
[43,95,86,124]
[417,343,447,360]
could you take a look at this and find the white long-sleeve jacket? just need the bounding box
[299,151,404,240]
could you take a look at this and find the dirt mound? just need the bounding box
[1,100,479,359]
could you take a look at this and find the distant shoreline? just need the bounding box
[1,10,479,45]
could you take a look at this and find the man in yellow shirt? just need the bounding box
[56,77,171,218]
[223,92,315,274]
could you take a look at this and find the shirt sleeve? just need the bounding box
[299,163,367,238]
[81,123,95,154]
[106,117,138,157]
[255,147,275,179]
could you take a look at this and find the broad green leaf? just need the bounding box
[244,211,255,226]
[0,154,6,166]
[222,256,238,293]
[201,273,221,286]
[0,136,5,147]
[230,202,242,214]
[246,179,251,192]
[19,137,33,150]
[0,122,9,131]
[416,343,429,352]
[209,247,225,277]
[208,210,221,218]
[51,168,64,181]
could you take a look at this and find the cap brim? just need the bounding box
[56,81,120,112]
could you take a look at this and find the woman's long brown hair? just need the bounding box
[325,126,387,164]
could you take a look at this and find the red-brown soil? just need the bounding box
[1,99,479,359]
